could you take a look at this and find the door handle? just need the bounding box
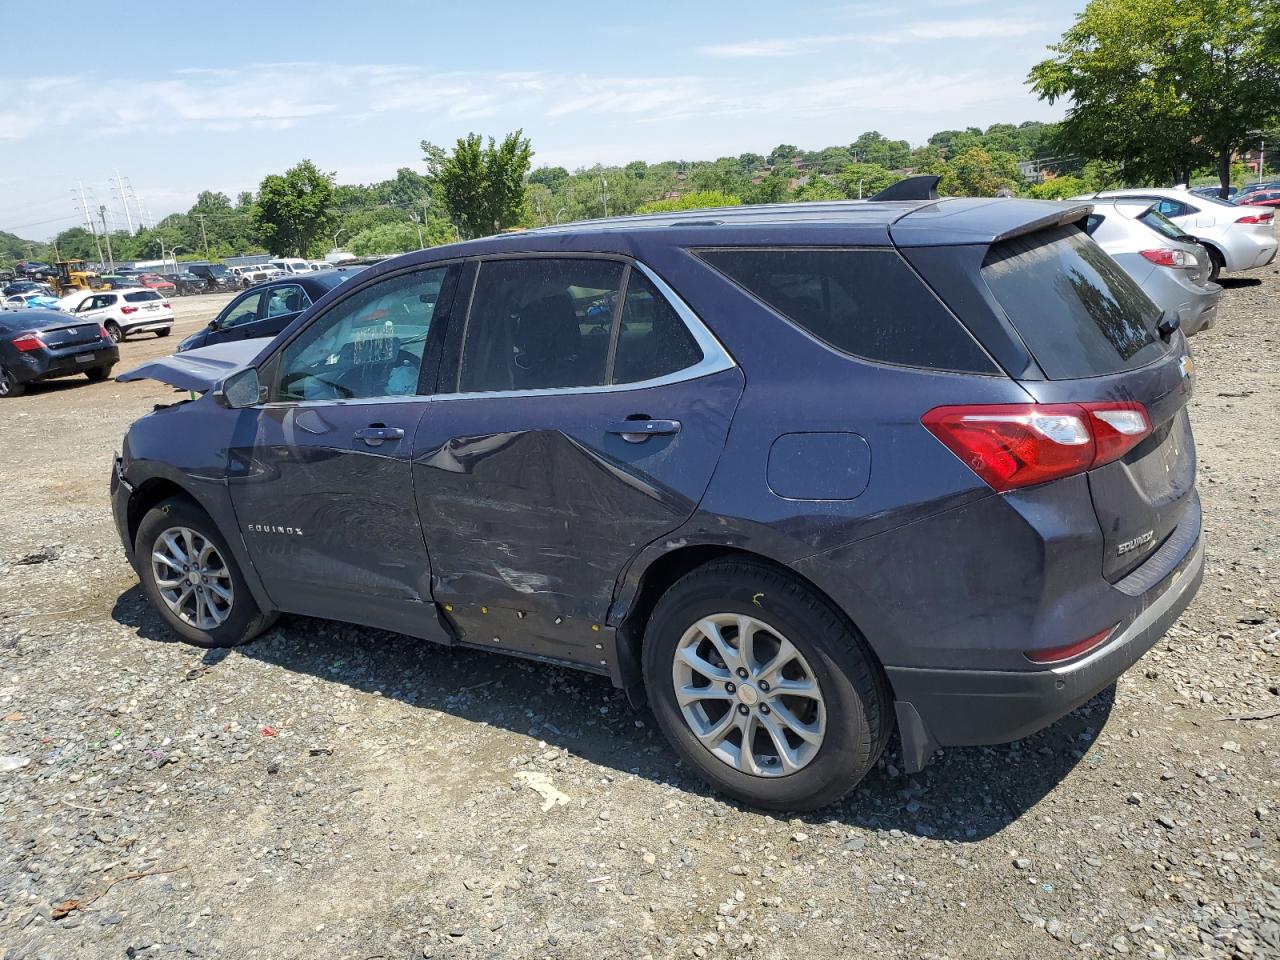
[606,418,681,443]
[354,424,405,447]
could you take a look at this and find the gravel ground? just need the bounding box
[0,269,1277,960]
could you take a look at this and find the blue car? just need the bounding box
[111,186,1203,809]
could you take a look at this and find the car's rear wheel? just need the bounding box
[643,558,892,811]
[85,365,112,382]
[0,367,24,398]
[1206,247,1224,283]
[136,496,276,648]
[105,321,123,343]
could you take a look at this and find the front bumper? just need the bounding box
[889,528,1204,772]
[110,455,135,568]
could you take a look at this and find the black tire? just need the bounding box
[643,558,892,811]
[135,496,276,648]
[105,321,124,343]
[85,365,112,382]
[156,328,172,338]
[1206,247,1224,283]
[0,367,24,398]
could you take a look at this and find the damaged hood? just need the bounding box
[116,338,272,391]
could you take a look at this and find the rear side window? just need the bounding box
[697,248,994,372]
[460,259,624,392]
[982,225,1167,379]
[124,290,161,303]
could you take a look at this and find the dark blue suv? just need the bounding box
[111,192,1203,809]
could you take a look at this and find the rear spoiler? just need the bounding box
[870,175,940,202]
[991,204,1093,242]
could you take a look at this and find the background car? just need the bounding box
[3,292,62,311]
[269,258,312,275]
[138,274,178,294]
[61,288,174,342]
[177,269,363,352]
[3,279,50,297]
[183,262,238,292]
[1075,187,1277,280]
[0,307,118,397]
[1188,185,1237,200]
[1234,189,1280,208]
[1084,200,1222,336]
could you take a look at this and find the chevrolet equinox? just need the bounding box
[112,184,1204,810]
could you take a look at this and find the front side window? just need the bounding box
[221,292,263,328]
[82,294,115,311]
[275,265,450,402]
[459,259,624,392]
[265,284,311,317]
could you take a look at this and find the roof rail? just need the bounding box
[870,175,940,202]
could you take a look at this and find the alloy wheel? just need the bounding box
[672,613,826,777]
[151,526,234,630]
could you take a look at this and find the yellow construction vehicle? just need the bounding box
[49,260,104,296]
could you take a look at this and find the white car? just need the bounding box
[1073,187,1277,279]
[269,258,312,275]
[60,288,173,342]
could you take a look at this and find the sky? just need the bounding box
[0,0,1078,242]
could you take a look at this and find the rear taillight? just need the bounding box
[120,305,138,314]
[1236,211,1274,224]
[1140,248,1190,268]
[98,324,110,340]
[1025,624,1117,664]
[161,301,171,309]
[10,333,45,352]
[922,401,1153,492]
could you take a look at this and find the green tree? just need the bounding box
[743,171,792,204]
[636,191,742,213]
[837,162,903,198]
[349,222,421,256]
[528,165,570,189]
[793,177,846,201]
[1028,175,1088,199]
[1030,0,1280,196]
[922,147,1023,196]
[767,144,800,166]
[851,131,912,169]
[252,159,336,256]
[422,130,533,238]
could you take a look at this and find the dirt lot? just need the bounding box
[0,271,1277,960]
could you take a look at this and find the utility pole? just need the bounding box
[411,214,424,250]
[98,206,115,271]
[75,182,106,267]
[113,169,135,235]
[194,213,211,259]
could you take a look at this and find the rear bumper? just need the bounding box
[121,317,173,335]
[1224,231,1278,271]
[10,342,119,384]
[889,526,1203,772]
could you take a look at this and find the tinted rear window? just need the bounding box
[982,225,1167,379]
[124,290,162,302]
[698,248,994,372]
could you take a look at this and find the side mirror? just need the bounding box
[208,317,220,329]
[214,367,263,408]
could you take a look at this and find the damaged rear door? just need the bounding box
[413,255,741,666]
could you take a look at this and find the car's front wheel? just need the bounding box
[136,496,276,648]
[105,321,123,343]
[643,558,892,811]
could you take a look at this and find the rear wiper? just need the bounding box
[1157,311,1181,340]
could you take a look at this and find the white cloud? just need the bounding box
[698,18,1041,58]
